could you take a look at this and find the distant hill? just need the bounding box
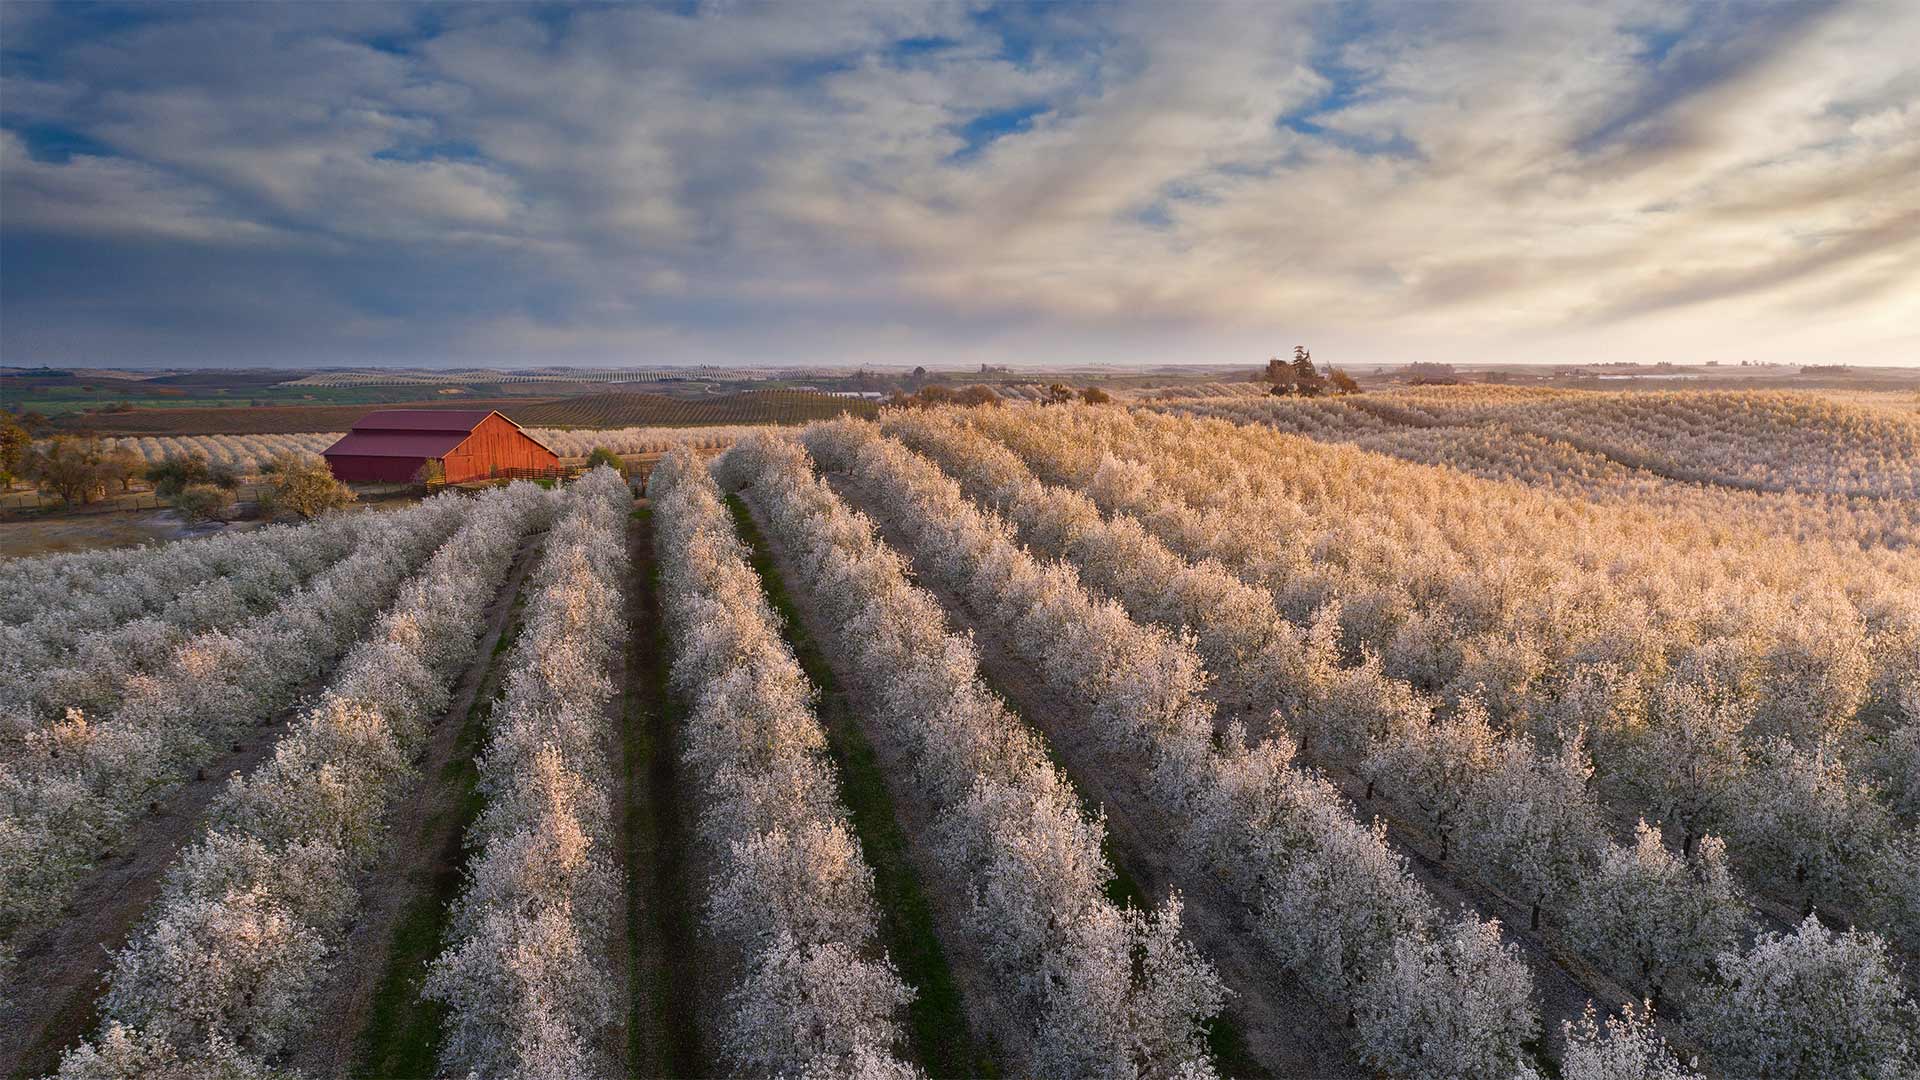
[45,389,876,434]
[49,398,554,435]
[146,369,299,387]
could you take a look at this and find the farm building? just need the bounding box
[322,409,560,484]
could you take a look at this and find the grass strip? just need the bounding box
[350,586,528,1078]
[627,505,705,1078]
[968,643,1266,1077]
[824,487,1267,1078]
[727,494,995,1078]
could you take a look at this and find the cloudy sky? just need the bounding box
[2,1,1916,369]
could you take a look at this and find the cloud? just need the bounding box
[0,130,287,244]
[1,0,1916,367]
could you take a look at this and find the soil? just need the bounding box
[0,508,484,1075]
[0,690,319,1077]
[283,528,548,1078]
[597,528,634,1077]
[856,455,1704,1072]
[851,451,1712,1072]
[682,811,736,1077]
[624,501,711,1079]
[0,511,264,559]
[727,493,991,1077]
[47,399,550,436]
[1306,764,1640,1065]
[822,473,1364,1080]
[0,496,424,561]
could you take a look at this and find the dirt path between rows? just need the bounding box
[894,442,1655,1069]
[1,666,372,1078]
[598,517,638,1079]
[1289,727,1686,1064]
[283,528,547,1078]
[624,502,708,1079]
[728,494,990,1077]
[1017,524,1681,1056]
[825,471,1365,1080]
[736,487,1026,1077]
[1082,429,1858,1034]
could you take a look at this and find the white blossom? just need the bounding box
[426,470,631,1080]
[1560,1000,1700,1080]
[722,432,1220,1078]
[1564,822,1747,1003]
[1694,915,1918,1080]
[59,478,560,1075]
[1352,912,1538,1080]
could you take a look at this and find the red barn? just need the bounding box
[322,410,559,484]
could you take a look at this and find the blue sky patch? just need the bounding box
[948,103,1049,161]
[371,140,488,165]
[6,122,115,164]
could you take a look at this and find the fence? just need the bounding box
[0,483,272,517]
[5,462,598,515]
[421,464,584,493]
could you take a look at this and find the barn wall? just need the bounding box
[440,414,561,483]
[324,454,429,483]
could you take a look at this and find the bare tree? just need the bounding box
[24,436,112,506]
[261,453,356,519]
[173,482,236,523]
[103,446,145,492]
[0,414,30,488]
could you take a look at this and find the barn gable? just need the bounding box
[322,410,559,484]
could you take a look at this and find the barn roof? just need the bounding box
[324,430,469,458]
[323,408,556,459]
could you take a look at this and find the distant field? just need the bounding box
[40,390,874,434]
[48,398,557,434]
[506,390,878,427]
[4,369,603,416]
[1808,387,1920,416]
[1154,384,1920,499]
